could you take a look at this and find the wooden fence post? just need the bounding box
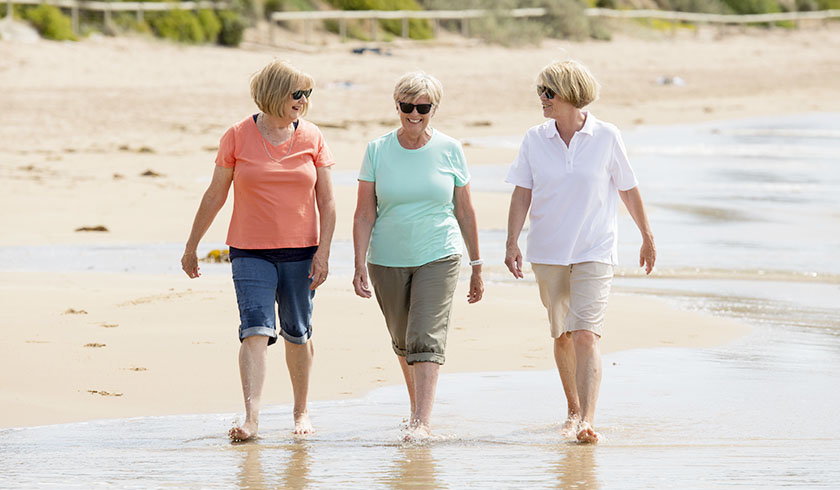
[339,17,346,41]
[104,2,114,35]
[72,2,79,34]
[136,4,143,26]
[401,17,408,38]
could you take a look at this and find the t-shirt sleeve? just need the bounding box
[215,126,237,168]
[358,142,376,182]
[505,133,533,189]
[609,130,639,191]
[313,129,336,168]
[450,141,470,187]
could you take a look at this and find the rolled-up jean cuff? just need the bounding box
[240,326,278,345]
[406,352,445,365]
[281,327,312,345]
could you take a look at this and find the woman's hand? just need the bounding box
[353,265,372,298]
[467,268,484,303]
[181,251,200,278]
[505,243,524,279]
[309,248,329,290]
[640,237,656,275]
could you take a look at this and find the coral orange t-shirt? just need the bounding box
[215,116,335,249]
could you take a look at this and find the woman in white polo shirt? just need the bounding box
[505,60,656,444]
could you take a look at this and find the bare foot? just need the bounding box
[229,421,258,442]
[293,411,313,435]
[576,422,600,444]
[403,423,431,443]
[560,416,581,438]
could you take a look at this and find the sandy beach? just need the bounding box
[2,24,839,430]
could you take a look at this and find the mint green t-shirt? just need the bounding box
[359,129,470,267]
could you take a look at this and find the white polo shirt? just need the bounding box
[505,113,638,266]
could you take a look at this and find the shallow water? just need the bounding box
[3,113,840,488]
[3,328,839,488]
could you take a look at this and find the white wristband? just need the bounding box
[469,259,484,266]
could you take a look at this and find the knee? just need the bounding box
[554,333,574,349]
[571,330,599,350]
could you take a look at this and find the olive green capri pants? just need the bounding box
[368,254,461,365]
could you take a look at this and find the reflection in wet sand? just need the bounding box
[382,445,440,490]
[235,441,312,490]
[554,445,598,490]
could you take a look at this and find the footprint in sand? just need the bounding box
[64,308,88,315]
[84,343,106,348]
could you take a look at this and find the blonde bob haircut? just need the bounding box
[393,71,443,107]
[537,60,600,109]
[250,60,314,118]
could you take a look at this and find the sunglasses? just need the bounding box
[398,102,433,115]
[292,88,313,100]
[537,85,556,99]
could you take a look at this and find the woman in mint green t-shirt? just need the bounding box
[352,71,484,442]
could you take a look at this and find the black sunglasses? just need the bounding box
[398,102,433,115]
[537,85,556,99]
[292,88,313,100]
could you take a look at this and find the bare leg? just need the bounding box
[572,330,602,444]
[230,335,269,441]
[397,356,416,423]
[405,361,439,442]
[554,334,581,436]
[286,339,314,435]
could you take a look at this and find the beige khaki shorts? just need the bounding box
[368,254,461,365]
[532,261,614,338]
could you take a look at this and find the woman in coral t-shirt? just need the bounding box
[181,60,336,441]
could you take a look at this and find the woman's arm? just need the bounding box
[619,186,656,275]
[181,165,234,278]
[505,186,532,279]
[310,166,336,290]
[454,183,484,304]
[352,181,377,298]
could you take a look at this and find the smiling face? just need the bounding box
[397,95,435,136]
[284,88,310,120]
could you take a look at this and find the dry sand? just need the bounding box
[3,23,839,428]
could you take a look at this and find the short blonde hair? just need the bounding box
[537,60,600,109]
[393,71,443,106]
[250,60,314,118]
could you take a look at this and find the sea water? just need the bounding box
[2,113,839,488]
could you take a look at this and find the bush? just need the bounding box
[721,0,782,14]
[218,10,247,46]
[327,0,434,40]
[150,9,205,43]
[197,9,222,42]
[23,4,77,41]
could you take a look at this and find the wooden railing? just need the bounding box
[4,1,839,42]
[268,6,840,43]
[3,0,230,35]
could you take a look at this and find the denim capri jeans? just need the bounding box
[231,256,314,346]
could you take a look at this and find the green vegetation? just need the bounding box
[218,10,248,46]
[149,9,206,43]
[327,0,434,40]
[5,0,835,47]
[198,9,223,41]
[21,4,78,41]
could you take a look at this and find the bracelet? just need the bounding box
[469,259,483,266]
